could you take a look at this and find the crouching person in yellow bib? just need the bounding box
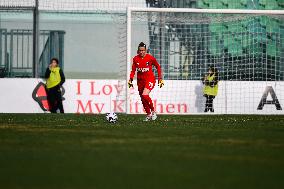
[45,58,65,113]
[202,66,218,112]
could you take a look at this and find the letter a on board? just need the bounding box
[257,86,282,110]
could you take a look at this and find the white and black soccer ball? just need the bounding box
[105,112,118,123]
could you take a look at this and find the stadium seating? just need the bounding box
[209,36,222,55]
[278,0,284,7]
[266,41,279,56]
[198,0,284,58]
[224,38,243,56]
[259,0,280,9]
[221,0,229,7]
[197,0,209,8]
[240,0,249,6]
[227,23,246,33]
[198,0,284,10]
[209,23,227,34]
[228,1,246,9]
[198,0,228,9]
[260,16,281,33]
[240,36,253,48]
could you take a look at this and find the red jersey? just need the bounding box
[130,54,162,81]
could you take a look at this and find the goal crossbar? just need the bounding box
[128,7,284,15]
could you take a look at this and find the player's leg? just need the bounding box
[47,88,57,113]
[142,80,157,120]
[204,94,209,112]
[208,95,215,112]
[142,89,154,110]
[138,81,151,120]
[55,88,64,113]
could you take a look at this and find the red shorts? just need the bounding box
[137,79,156,94]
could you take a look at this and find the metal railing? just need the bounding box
[0,29,65,78]
[0,29,7,78]
[38,30,65,78]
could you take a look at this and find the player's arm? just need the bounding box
[202,74,208,85]
[128,59,136,88]
[210,73,219,87]
[59,69,65,86]
[151,56,164,88]
[44,67,51,79]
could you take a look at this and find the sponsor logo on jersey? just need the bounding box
[137,67,150,72]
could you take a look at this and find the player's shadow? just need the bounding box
[195,81,205,113]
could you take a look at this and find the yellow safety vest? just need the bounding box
[46,67,61,89]
[203,74,218,96]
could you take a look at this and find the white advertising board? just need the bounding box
[0,79,283,114]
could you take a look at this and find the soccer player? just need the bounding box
[128,42,164,121]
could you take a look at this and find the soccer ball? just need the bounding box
[105,112,118,123]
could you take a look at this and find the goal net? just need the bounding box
[125,8,284,114]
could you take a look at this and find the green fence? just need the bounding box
[0,29,65,78]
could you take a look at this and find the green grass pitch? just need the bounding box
[0,114,284,189]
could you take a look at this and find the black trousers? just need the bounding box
[204,94,215,112]
[46,86,64,113]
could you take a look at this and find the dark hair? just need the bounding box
[138,42,146,49]
[209,65,218,73]
[50,58,59,65]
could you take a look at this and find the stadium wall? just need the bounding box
[0,79,283,114]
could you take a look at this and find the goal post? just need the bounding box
[126,7,284,114]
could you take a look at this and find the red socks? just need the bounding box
[141,95,154,115]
